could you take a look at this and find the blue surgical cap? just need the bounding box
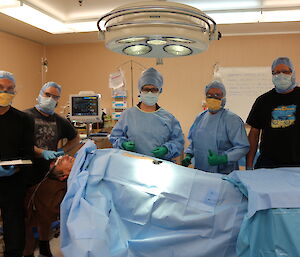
[205,80,226,108]
[39,81,62,96]
[271,57,297,88]
[138,68,163,92]
[0,71,16,84]
[205,80,226,97]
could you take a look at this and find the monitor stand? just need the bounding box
[86,122,93,138]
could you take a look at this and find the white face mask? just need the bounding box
[37,96,57,114]
[272,73,292,93]
[140,92,159,106]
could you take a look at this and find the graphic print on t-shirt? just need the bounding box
[271,104,296,128]
[34,118,58,150]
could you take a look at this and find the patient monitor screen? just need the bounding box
[71,96,99,116]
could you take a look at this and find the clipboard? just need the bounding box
[0,160,32,166]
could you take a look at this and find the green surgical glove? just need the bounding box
[208,150,228,166]
[151,146,168,158]
[122,141,135,152]
[182,153,193,167]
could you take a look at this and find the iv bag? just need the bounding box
[109,69,125,89]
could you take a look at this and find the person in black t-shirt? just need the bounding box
[246,57,300,169]
[0,71,34,257]
[23,82,80,257]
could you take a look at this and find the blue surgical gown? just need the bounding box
[109,106,184,160]
[185,109,249,174]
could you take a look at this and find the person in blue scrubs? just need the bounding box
[182,81,249,174]
[109,67,184,161]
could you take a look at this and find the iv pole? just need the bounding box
[117,60,146,107]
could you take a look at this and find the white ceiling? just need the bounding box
[1,0,300,45]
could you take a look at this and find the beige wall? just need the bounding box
[0,31,43,110]
[45,34,300,137]
[1,31,300,138]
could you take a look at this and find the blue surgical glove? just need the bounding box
[0,165,16,177]
[42,150,64,160]
[57,148,65,156]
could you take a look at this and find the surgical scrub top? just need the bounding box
[109,106,184,160]
[185,109,249,174]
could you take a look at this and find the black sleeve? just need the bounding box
[57,115,77,140]
[20,112,35,160]
[246,96,264,129]
[19,112,35,179]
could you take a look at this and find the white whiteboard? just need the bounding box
[219,67,274,122]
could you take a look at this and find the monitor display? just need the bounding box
[69,94,102,123]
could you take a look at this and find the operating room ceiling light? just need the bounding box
[1,3,73,33]
[147,39,168,45]
[164,37,194,44]
[0,0,20,9]
[260,9,300,22]
[0,1,98,34]
[117,37,149,44]
[123,45,152,56]
[1,1,300,35]
[164,45,192,56]
[97,1,221,58]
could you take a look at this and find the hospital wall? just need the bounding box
[44,33,300,138]
[1,31,300,139]
[0,31,43,109]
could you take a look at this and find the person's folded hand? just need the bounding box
[182,154,193,167]
[151,146,168,158]
[208,150,228,166]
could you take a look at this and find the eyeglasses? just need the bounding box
[141,87,159,93]
[44,92,60,100]
[0,86,15,94]
[206,93,223,99]
[272,70,292,75]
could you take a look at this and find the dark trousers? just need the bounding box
[255,155,279,169]
[255,155,300,169]
[0,195,25,257]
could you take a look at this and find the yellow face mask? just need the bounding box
[0,92,15,107]
[206,98,222,112]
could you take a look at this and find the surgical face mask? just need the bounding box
[272,73,292,93]
[0,91,15,107]
[140,92,159,106]
[37,96,57,114]
[206,98,222,113]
